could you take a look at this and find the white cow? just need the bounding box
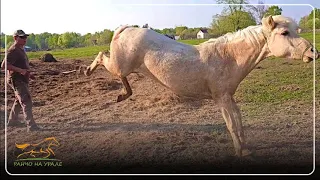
[85,15,319,157]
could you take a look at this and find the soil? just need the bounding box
[0,59,318,175]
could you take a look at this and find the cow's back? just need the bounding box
[110,27,213,98]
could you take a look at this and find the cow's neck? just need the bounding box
[209,26,272,83]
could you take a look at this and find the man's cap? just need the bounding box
[13,30,29,37]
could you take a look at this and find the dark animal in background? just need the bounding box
[164,34,175,40]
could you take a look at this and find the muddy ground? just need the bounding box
[0,58,319,175]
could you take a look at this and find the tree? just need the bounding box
[82,33,93,46]
[47,34,60,49]
[216,0,252,31]
[6,36,14,47]
[34,35,42,50]
[249,0,268,24]
[299,16,309,30]
[306,18,320,29]
[299,8,320,30]
[180,28,200,40]
[175,26,188,36]
[307,8,320,29]
[264,5,282,17]
[24,33,36,50]
[162,28,175,35]
[97,29,113,45]
[210,11,256,35]
[1,33,6,48]
[57,32,81,48]
[308,8,320,19]
[152,29,162,34]
[315,18,320,29]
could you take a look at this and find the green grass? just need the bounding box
[27,45,110,60]
[26,40,212,60]
[177,39,209,45]
[233,32,319,116]
[235,59,316,103]
[299,32,320,43]
[26,40,211,60]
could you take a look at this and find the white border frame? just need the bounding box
[4,3,316,176]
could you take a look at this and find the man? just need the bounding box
[1,29,40,132]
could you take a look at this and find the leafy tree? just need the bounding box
[308,8,320,19]
[34,35,42,50]
[82,33,93,46]
[306,18,320,29]
[1,33,5,48]
[47,34,60,49]
[152,29,162,34]
[264,5,282,17]
[162,28,175,35]
[175,26,188,36]
[211,11,256,35]
[180,28,203,40]
[6,36,14,47]
[299,16,309,30]
[97,29,113,45]
[216,0,251,31]
[57,32,81,48]
[249,0,268,24]
[299,8,320,30]
[315,18,320,29]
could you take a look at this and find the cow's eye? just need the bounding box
[281,31,289,36]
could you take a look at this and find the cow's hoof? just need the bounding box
[234,149,252,158]
[84,67,91,76]
[242,149,252,157]
[116,95,125,102]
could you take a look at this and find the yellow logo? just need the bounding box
[14,137,62,167]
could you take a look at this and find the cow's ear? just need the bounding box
[262,15,276,31]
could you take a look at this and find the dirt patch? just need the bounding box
[0,59,317,174]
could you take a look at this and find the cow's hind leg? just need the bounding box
[116,77,132,102]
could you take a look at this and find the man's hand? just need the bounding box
[29,73,35,80]
[20,69,28,76]
[25,70,36,81]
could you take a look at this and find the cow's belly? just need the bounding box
[165,81,213,99]
[138,60,213,99]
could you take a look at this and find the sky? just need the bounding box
[1,0,319,35]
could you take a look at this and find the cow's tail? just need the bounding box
[112,25,130,41]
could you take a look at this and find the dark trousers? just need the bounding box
[7,78,36,126]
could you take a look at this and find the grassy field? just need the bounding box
[234,32,319,117]
[25,39,209,60]
[26,45,110,60]
[24,40,209,60]
[177,39,209,45]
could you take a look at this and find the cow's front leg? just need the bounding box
[116,77,132,102]
[218,94,251,157]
